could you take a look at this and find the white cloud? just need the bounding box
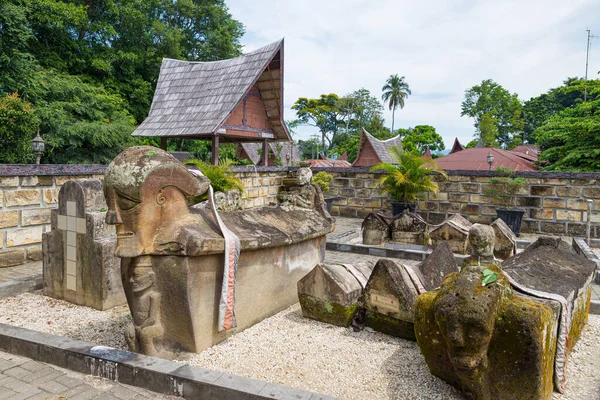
[227,0,600,148]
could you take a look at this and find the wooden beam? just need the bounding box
[212,135,219,166]
[160,137,168,150]
[262,139,269,166]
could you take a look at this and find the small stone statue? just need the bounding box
[278,167,317,210]
[124,256,164,356]
[468,223,495,261]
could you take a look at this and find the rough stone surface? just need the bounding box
[390,211,429,245]
[298,262,373,327]
[363,259,419,340]
[491,218,517,259]
[0,249,25,268]
[417,241,459,291]
[362,213,389,245]
[415,263,560,400]
[213,189,243,211]
[430,214,472,254]
[42,179,125,311]
[103,146,334,356]
[468,223,495,261]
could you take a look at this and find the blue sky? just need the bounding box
[227,0,600,149]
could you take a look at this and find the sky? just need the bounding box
[226,0,600,150]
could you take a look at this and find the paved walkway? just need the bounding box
[0,351,179,400]
[0,262,42,285]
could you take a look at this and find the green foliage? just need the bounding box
[461,79,523,148]
[381,74,411,132]
[482,269,498,286]
[184,158,244,201]
[478,113,498,147]
[292,94,347,151]
[399,125,445,153]
[483,167,525,209]
[312,172,333,192]
[370,147,447,203]
[535,99,600,171]
[0,93,39,163]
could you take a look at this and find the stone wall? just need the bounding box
[315,167,600,238]
[232,166,288,209]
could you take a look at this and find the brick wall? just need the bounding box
[316,167,600,238]
[232,166,288,208]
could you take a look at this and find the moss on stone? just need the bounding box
[365,309,416,341]
[568,287,591,351]
[298,293,359,327]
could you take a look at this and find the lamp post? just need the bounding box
[32,132,45,165]
[487,150,494,171]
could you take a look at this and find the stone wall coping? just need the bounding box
[2,163,600,179]
[0,323,337,400]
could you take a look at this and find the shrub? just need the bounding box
[312,171,333,192]
[0,93,38,163]
[185,158,244,201]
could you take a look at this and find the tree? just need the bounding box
[461,79,523,148]
[478,113,498,147]
[292,94,347,151]
[535,98,600,171]
[381,74,411,133]
[399,125,445,153]
[0,93,39,163]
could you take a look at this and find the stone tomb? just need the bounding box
[491,218,517,259]
[43,179,125,310]
[362,213,389,245]
[429,213,472,254]
[390,211,429,245]
[415,241,459,291]
[297,262,374,327]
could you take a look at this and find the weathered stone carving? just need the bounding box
[298,262,374,327]
[430,214,472,254]
[104,146,334,355]
[362,213,389,245]
[416,241,459,291]
[43,179,125,310]
[278,167,323,211]
[491,218,516,259]
[390,211,429,245]
[468,223,495,261]
[214,189,243,212]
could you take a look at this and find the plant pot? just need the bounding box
[391,201,416,216]
[324,197,336,214]
[495,208,525,237]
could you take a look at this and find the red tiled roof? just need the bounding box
[435,148,537,171]
[512,144,541,158]
[305,159,352,168]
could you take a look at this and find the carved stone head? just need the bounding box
[103,146,209,257]
[433,265,505,396]
[469,224,495,260]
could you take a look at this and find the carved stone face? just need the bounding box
[297,168,312,185]
[129,266,155,292]
[103,146,209,257]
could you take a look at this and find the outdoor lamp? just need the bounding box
[32,131,45,164]
[286,152,290,165]
[487,150,494,171]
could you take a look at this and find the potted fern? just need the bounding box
[370,147,447,215]
[312,171,336,213]
[483,166,526,236]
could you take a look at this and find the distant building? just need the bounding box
[236,142,300,166]
[435,147,537,171]
[352,128,402,167]
[512,144,541,159]
[449,138,465,154]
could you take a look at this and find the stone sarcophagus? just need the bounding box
[43,179,125,310]
[104,147,334,356]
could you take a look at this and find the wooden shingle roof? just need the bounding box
[353,128,402,166]
[133,39,289,141]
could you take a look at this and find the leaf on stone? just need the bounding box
[146,151,157,156]
[99,207,107,212]
[482,268,498,286]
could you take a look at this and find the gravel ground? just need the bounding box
[1,292,599,400]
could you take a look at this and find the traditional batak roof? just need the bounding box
[450,138,465,154]
[435,147,537,171]
[237,142,300,166]
[133,39,290,142]
[352,128,403,166]
[512,144,541,158]
[422,146,433,159]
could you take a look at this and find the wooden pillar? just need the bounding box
[262,139,269,166]
[212,134,219,166]
[160,137,167,150]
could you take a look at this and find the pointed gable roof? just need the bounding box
[475,138,484,148]
[352,128,402,166]
[450,137,464,154]
[133,39,290,141]
[423,146,432,159]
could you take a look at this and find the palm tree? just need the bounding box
[381,74,411,134]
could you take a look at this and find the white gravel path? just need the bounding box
[0,292,599,400]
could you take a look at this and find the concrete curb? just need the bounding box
[0,323,337,400]
[0,274,43,297]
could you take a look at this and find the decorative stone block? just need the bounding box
[0,177,19,187]
[0,249,25,267]
[556,210,581,222]
[27,246,42,261]
[416,241,459,291]
[0,210,19,229]
[430,214,472,254]
[22,208,52,226]
[43,179,125,311]
[363,259,419,340]
[298,262,373,327]
[43,188,59,204]
[5,190,41,207]
[491,218,516,259]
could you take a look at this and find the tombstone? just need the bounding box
[430,214,472,254]
[468,223,495,261]
[390,210,429,245]
[42,179,125,310]
[363,259,421,340]
[491,218,517,259]
[103,147,334,356]
[297,262,374,327]
[416,237,597,400]
[417,241,459,291]
[362,213,389,245]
